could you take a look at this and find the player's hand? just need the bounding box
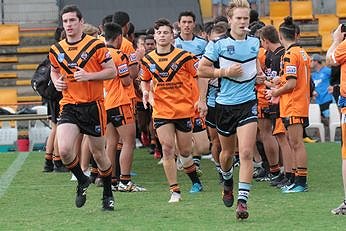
[142,90,149,109]
[54,74,67,91]
[197,100,208,118]
[224,63,243,77]
[74,66,90,81]
[256,72,266,84]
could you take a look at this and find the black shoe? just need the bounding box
[89,173,98,184]
[54,166,69,173]
[75,179,91,208]
[269,173,285,186]
[43,160,54,172]
[102,196,115,211]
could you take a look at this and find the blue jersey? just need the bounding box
[312,66,333,104]
[203,35,260,105]
[207,78,219,107]
[174,34,207,59]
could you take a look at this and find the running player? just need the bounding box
[175,11,210,173]
[49,5,115,210]
[198,0,264,219]
[140,18,203,203]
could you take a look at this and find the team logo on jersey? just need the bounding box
[80,52,88,60]
[95,125,101,134]
[251,104,258,116]
[227,45,234,55]
[149,64,156,73]
[58,53,65,62]
[176,44,182,49]
[118,64,129,75]
[286,65,297,75]
[171,63,178,71]
[129,53,137,62]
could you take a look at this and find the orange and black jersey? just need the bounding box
[140,46,199,119]
[104,46,131,110]
[279,44,310,117]
[49,33,112,105]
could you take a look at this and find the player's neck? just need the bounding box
[156,44,173,54]
[66,32,84,44]
[230,31,245,40]
[180,33,194,41]
[269,43,282,52]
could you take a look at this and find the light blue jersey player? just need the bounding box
[197,0,263,220]
[204,34,260,105]
[175,35,207,59]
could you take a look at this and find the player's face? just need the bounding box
[144,39,156,52]
[62,12,83,38]
[228,7,250,39]
[154,26,173,47]
[260,37,268,50]
[179,16,195,36]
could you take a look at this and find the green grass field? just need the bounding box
[1,143,346,230]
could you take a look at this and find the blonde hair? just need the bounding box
[227,0,250,18]
[82,23,99,37]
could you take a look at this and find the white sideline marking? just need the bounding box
[0,153,29,198]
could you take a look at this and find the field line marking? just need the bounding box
[0,153,29,199]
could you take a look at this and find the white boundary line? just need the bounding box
[0,152,29,199]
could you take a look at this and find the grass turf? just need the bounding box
[0,143,346,230]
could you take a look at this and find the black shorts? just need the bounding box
[47,98,60,124]
[153,118,192,132]
[107,104,135,128]
[192,116,207,133]
[57,101,106,137]
[136,101,150,112]
[205,105,216,128]
[215,100,258,137]
[282,116,309,129]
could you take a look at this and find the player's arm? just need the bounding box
[50,66,67,91]
[326,24,346,66]
[74,60,116,81]
[197,57,242,79]
[271,78,296,97]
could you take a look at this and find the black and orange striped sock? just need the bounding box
[120,174,131,185]
[269,164,280,176]
[53,154,63,168]
[291,168,297,184]
[296,167,307,186]
[111,177,118,186]
[99,166,113,197]
[184,164,201,184]
[169,184,181,194]
[45,153,53,161]
[66,156,88,184]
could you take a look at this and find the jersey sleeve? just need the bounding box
[95,42,112,64]
[203,41,219,63]
[49,46,59,69]
[334,40,346,65]
[185,53,199,78]
[283,52,298,80]
[116,51,130,78]
[140,60,152,82]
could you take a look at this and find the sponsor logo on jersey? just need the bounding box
[68,47,78,51]
[159,72,168,77]
[118,64,129,75]
[286,65,297,75]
